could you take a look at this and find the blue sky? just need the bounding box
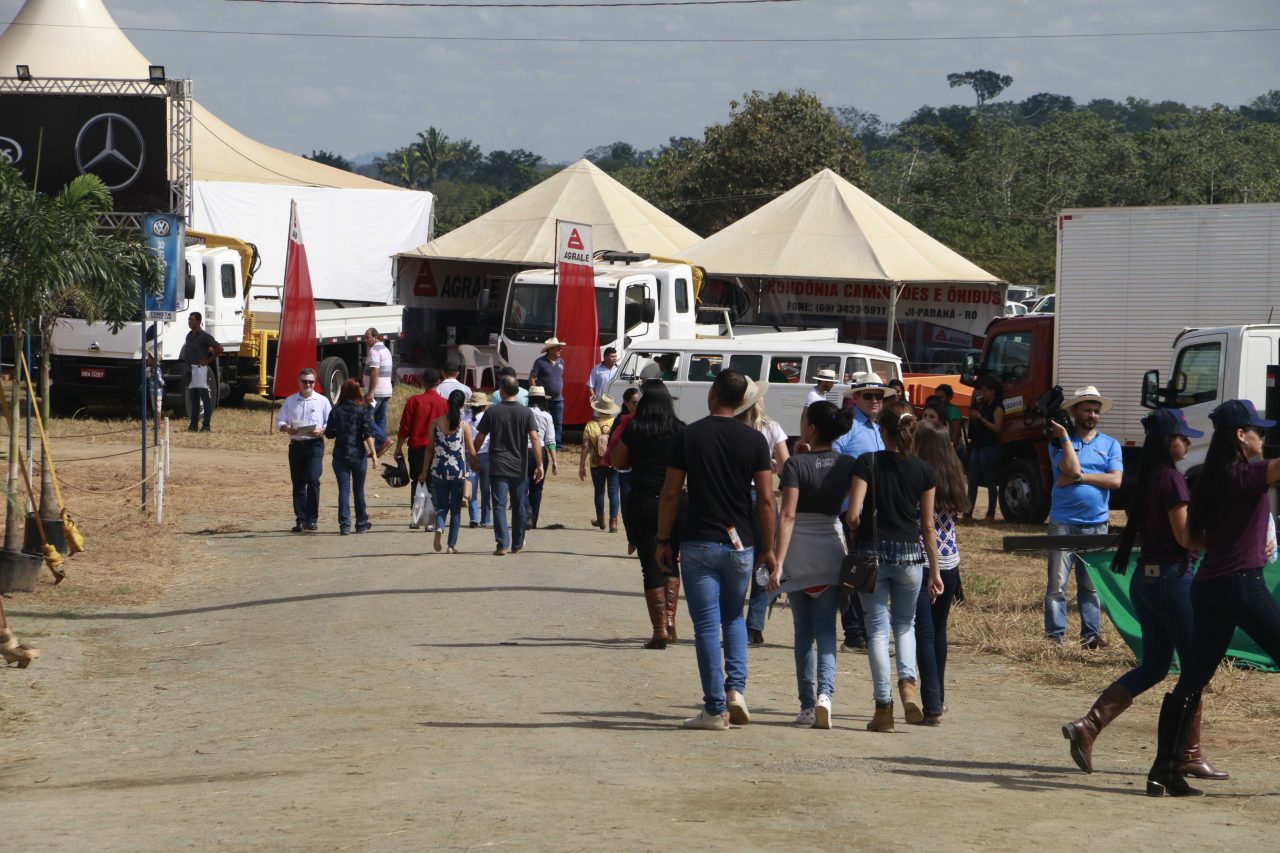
[4,0,1277,163]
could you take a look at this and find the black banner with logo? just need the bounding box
[0,93,168,212]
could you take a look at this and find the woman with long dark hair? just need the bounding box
[1146,400,1280,797]
[965,374,1004,521]
[1061,409,1225,776]
[325,378,377,535]
[770,401,855,728]
[613,379,686,649]
[911,420,969,725]
[847,397,943,731]
[427,389,478,554]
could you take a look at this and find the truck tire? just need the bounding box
[998,456,1050,524]
[319,356,348,404]
[50,385,83,418]
[223,384,248,407]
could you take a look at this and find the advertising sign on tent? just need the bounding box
[554,221,596,425]
[142,213,184,321]
[271,201,319,398]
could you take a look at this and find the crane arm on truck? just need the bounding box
[188,229,275,395]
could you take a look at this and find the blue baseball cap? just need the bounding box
[1142,408,1204,439]
[1209,399,1276,430]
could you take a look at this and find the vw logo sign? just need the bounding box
[151,218,172,237]
[74,112,146,191]
[0,136,21,166]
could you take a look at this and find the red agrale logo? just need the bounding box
[567,229,585,251]
[413,263,437,297]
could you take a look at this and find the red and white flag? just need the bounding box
[554,221,597,425]
[271,200,319,398]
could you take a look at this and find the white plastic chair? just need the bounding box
[457,344,496,390]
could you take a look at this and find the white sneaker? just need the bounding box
[814,694,832,729]
[794,707,816,726]
[681,710,729,731]
[726,694,750,725]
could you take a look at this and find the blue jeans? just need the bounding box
[548,398,564,448]
[859,559,923,704]
[466,470,481,524]
[915,567,962,716]
[791,585,839,709]
[332,457,368,530]
[1045,521,1106,640]
[369,397,390,444]
[590,466,620,520]
[475,453,492,525]
[746,488,768,632]
[287,438,324,526]
[681,541,753,715]
[490,474,528,551]
[1116,562,1194,696]
[432,478,466,547]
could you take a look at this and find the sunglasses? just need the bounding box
[299,379,315,385]
[859,392,885,401]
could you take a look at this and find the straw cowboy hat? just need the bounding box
[843,372,898,399]
[1064,385,1114,414]
[733,377,772,416]
[528,384,547,398]
[467,392,491,407]
[592,393,621,416]
[814,368,838,383]
[541,337,565,352]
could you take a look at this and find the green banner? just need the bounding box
[1082,553,1280,673]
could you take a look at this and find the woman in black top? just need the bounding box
[846,397,942,732]
[613,379,686,650]
[324,379,376,535]
[965,374,1004,521]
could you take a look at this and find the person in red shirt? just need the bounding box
[395,367,448,527]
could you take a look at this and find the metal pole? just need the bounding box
[151,321,160,447]
[140,291,148,511]
[23,320,32,493]
[885,281,901,355]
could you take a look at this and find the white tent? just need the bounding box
[0,0,431,303]
[404,159,701,264]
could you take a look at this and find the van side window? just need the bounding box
[675,278,689,313]
[870,358,899,382]
[1172,342,1221,406]
[843,356,868,382]
[985,331,1032,383]
[635,352,680,381]
[769,356,802,384]
[729,354,763,380]
[220,264,237,299]
[806,356,840,382]
[688,354,724,382]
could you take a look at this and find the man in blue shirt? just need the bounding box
[832,372,898,651]
[1045,386,1123,649]
[529,338,566,447]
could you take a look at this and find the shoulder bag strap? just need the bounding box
[869,450,880,554]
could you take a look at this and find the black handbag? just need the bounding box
[840,450,879,596]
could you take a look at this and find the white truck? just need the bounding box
[49,231,403,414]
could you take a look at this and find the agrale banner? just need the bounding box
[554,221,596,425]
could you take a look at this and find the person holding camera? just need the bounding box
[1044,385,1123,649]
[964,374,1004,522]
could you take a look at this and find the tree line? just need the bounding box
[308,75,1280,287]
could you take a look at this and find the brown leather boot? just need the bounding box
[664,576,681,642]
[609,517,618,533]
[1062,682,1133,774]
[1179,699,1229,779]
[867,701,895,732]
[643,588,668,650]
[898,678,924,724]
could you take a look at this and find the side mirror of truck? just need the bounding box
[642,298,656,324]
[184,272,197,300]
[1140,369,1161,410]
[959,354,979,387]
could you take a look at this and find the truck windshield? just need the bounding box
[504,283,618,346]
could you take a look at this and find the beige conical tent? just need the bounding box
[682,168,1000,282]
[406,159,701,263]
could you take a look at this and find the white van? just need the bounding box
[608,338,903,437]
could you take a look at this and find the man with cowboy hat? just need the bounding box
[581,392,623,532]
[530,337,566,448]
[807,368,838,407]
[1045,385,1123,649]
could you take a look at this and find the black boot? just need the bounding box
[1147,692,1205,798]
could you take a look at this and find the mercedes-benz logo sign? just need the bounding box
[151,218,172,237]
[0,136,21,166]
[75,112,146,191]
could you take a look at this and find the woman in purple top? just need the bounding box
[1062,408,1226,777]
[1146,399,1280,798]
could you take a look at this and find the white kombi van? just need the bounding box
[609,338,902,437]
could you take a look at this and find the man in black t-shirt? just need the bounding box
[657,369,775,731]
[476,376,543,556]
[181,312,223,432]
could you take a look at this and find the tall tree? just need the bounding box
[947,69,1014,112]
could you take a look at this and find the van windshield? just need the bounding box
[504,283,618,346]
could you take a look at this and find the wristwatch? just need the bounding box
[1072,474,1083,486]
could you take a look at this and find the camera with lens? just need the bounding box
[1028,385,1075,440]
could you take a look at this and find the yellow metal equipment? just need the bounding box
[188,229,277,395]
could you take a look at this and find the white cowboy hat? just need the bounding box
[814,368,838,383]
[541,337,565,352]
[592,393,621,415]
[467,392,491,407]
[1065,385,1114,414]
[733,378,772,416]
[844,372,898,399]
[528,384,547,398]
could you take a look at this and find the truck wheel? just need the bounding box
[50,385,83,418]
[998,457,1049,524]
[318,356,348,404]
[223,384,248,407]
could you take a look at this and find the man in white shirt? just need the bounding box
[363,328,394,456]
[587,347,620,401]
[277,367,333,533]
[806,368,837,407]
[436,361,472,405]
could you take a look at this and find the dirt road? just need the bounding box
[3,448,1278,850]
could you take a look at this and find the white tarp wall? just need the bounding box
[192,181,433,304]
